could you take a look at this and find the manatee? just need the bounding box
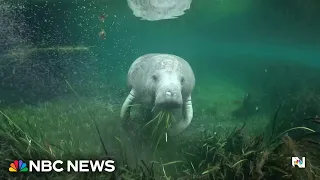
[127,0,192,21]
[120,53,195,136]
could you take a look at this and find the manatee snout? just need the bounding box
[155,84,183,109]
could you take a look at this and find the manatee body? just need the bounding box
[120,53,195,136]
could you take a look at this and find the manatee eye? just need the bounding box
[180,77,185,84]
[152,75,158,82]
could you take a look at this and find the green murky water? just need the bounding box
[0,0,319,179]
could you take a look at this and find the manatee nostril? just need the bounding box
[166,91,172,97]
[152,75,158,82]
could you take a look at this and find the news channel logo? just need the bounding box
[9,159,116,173]
[291,157,305,168]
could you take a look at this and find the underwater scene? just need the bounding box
[0,0,320,179]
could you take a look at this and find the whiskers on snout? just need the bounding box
[157,101,182,109]
[155,89,183,109]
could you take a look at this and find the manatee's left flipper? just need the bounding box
[120,89,136,120]
[169,96,193,136]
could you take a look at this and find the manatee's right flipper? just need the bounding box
[120,89,136,120]
[168,95,193,136]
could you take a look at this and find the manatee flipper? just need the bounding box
[120,89,136,120]
[169,95,193,136]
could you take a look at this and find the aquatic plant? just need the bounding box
[1,106,319,179]
[0,109,158,179]
[143,110,173,154]
[172,105,320,180]
[0,82,319,179]
[1,98,319,180]
[177,123,320,179]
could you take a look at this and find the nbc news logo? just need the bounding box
[9,159,116,173]
[9,160,28,172]
[291,157,306,168]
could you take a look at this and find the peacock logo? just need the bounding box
[9,160,29,172]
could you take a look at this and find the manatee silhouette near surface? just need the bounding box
[127,0,192,21]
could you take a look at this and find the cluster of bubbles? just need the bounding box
[0,1,29,60]
[0,1,95,106]
[0,1,138,106]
